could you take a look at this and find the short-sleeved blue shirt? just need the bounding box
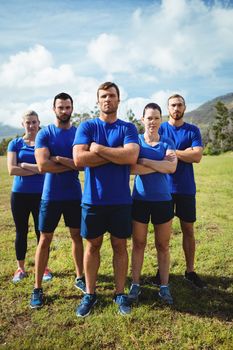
[7,137,44,193]
[35,124,82,201]
[159,121,203,195]
[132,134,175,201]
[73,118,139,205]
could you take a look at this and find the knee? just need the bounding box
[156,241,170,254]
[133,239,146,251]
[39,234,52,249]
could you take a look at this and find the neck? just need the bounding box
[23,133,36,142]
[168,117,184,127]
[55,119,71,129]
[99,112,117,124]
[144,131,160,143]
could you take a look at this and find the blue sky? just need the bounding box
[0,0,233,126]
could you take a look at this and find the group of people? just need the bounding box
[7,81,206,318]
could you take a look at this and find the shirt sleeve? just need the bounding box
[191,126,203,148]
[35,128,48,149]
[124,123,139,145]
[7,138,17,152]
[73,121,91,146]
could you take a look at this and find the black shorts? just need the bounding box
[132,199,174,225]
[172,194,196,223]
[81,204,132,239]
[39,199,81,233]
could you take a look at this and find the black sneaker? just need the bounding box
[152,269,161,287]
[184,271,207,289]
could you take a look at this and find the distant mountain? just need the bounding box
[0,123,24,140]
[184,92,233,130]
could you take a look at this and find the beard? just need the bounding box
[56,114,72,124]
[170,111,184,121]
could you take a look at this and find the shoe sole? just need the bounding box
[74,285,86,294]
[76,300,97,317]
[128,291,141,303]
[30,304,43,309]
[184,277,207,289]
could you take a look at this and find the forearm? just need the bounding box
[139,158,177,174]
[131,164,156,175]
[176,147,203,163]
[51,156,83,171]
[73,150,109,167]
[37,159,72,173]
[20,162,40,174]
[91,143,139,165]
[8,165,35,176]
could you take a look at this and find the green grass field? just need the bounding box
[0,153,233,350]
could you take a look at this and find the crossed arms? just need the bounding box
[131,150,178,175]
[73,142,140,168]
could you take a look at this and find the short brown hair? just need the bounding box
[97,82,120,100]
[168,94,186,106]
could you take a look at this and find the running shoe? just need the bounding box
[30,288,43,309]
[184,271,207,289]
[152,269,161,287]
[114,294,131,315]
[128,284,141,302]
[42,267,53,282]
[74,277,86,294]
[12,268,27,283]
[76,293,97,317]
[158,285,173,305]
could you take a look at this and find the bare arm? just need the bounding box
[7,152,35,176]
[176,146,203,163]
[130,163,157,175]
[138,150,177,174]
[73,144,110,168]
[35,148,72,173]
[89,142,140,165]
[51,156,83,171]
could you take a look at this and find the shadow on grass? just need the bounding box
[138,273,233,322]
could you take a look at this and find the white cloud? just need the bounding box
[87,0,233,77]
[0,45,75,88]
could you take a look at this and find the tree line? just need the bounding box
[0,102,232,156]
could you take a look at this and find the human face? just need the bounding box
[142,108,161,134]
[97,87,120,115]
[168,97,186,121]
[53,98,73,124]
[22,115,40,136]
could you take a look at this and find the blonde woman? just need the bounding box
[7,111,51,283]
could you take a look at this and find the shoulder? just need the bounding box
[183,122,200,132]
[8,137,23,150]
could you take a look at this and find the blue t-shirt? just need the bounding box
[35,124,82,201]
[159,121,203,195]
[73,118,139,205]
[7,137,44,193]
[132,134,175,201]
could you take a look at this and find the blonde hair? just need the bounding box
[22,110,39,120]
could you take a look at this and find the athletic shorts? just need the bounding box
[172,194,196,223]
[81,203,132,239]
[132,199,174,225]
[39,199,81,233]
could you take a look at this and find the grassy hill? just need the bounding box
[0,122,23,140]
[185,92,233,130]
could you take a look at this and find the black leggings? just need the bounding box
[11,192,41,261]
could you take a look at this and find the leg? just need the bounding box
[154,220,172,285]
[69,227,84,278]
[34,232,53,288]
[131,220,148,284]
[11,192,30,271]
[180,220,195,272]
[111,235,129,294]
[84,236,103,294]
